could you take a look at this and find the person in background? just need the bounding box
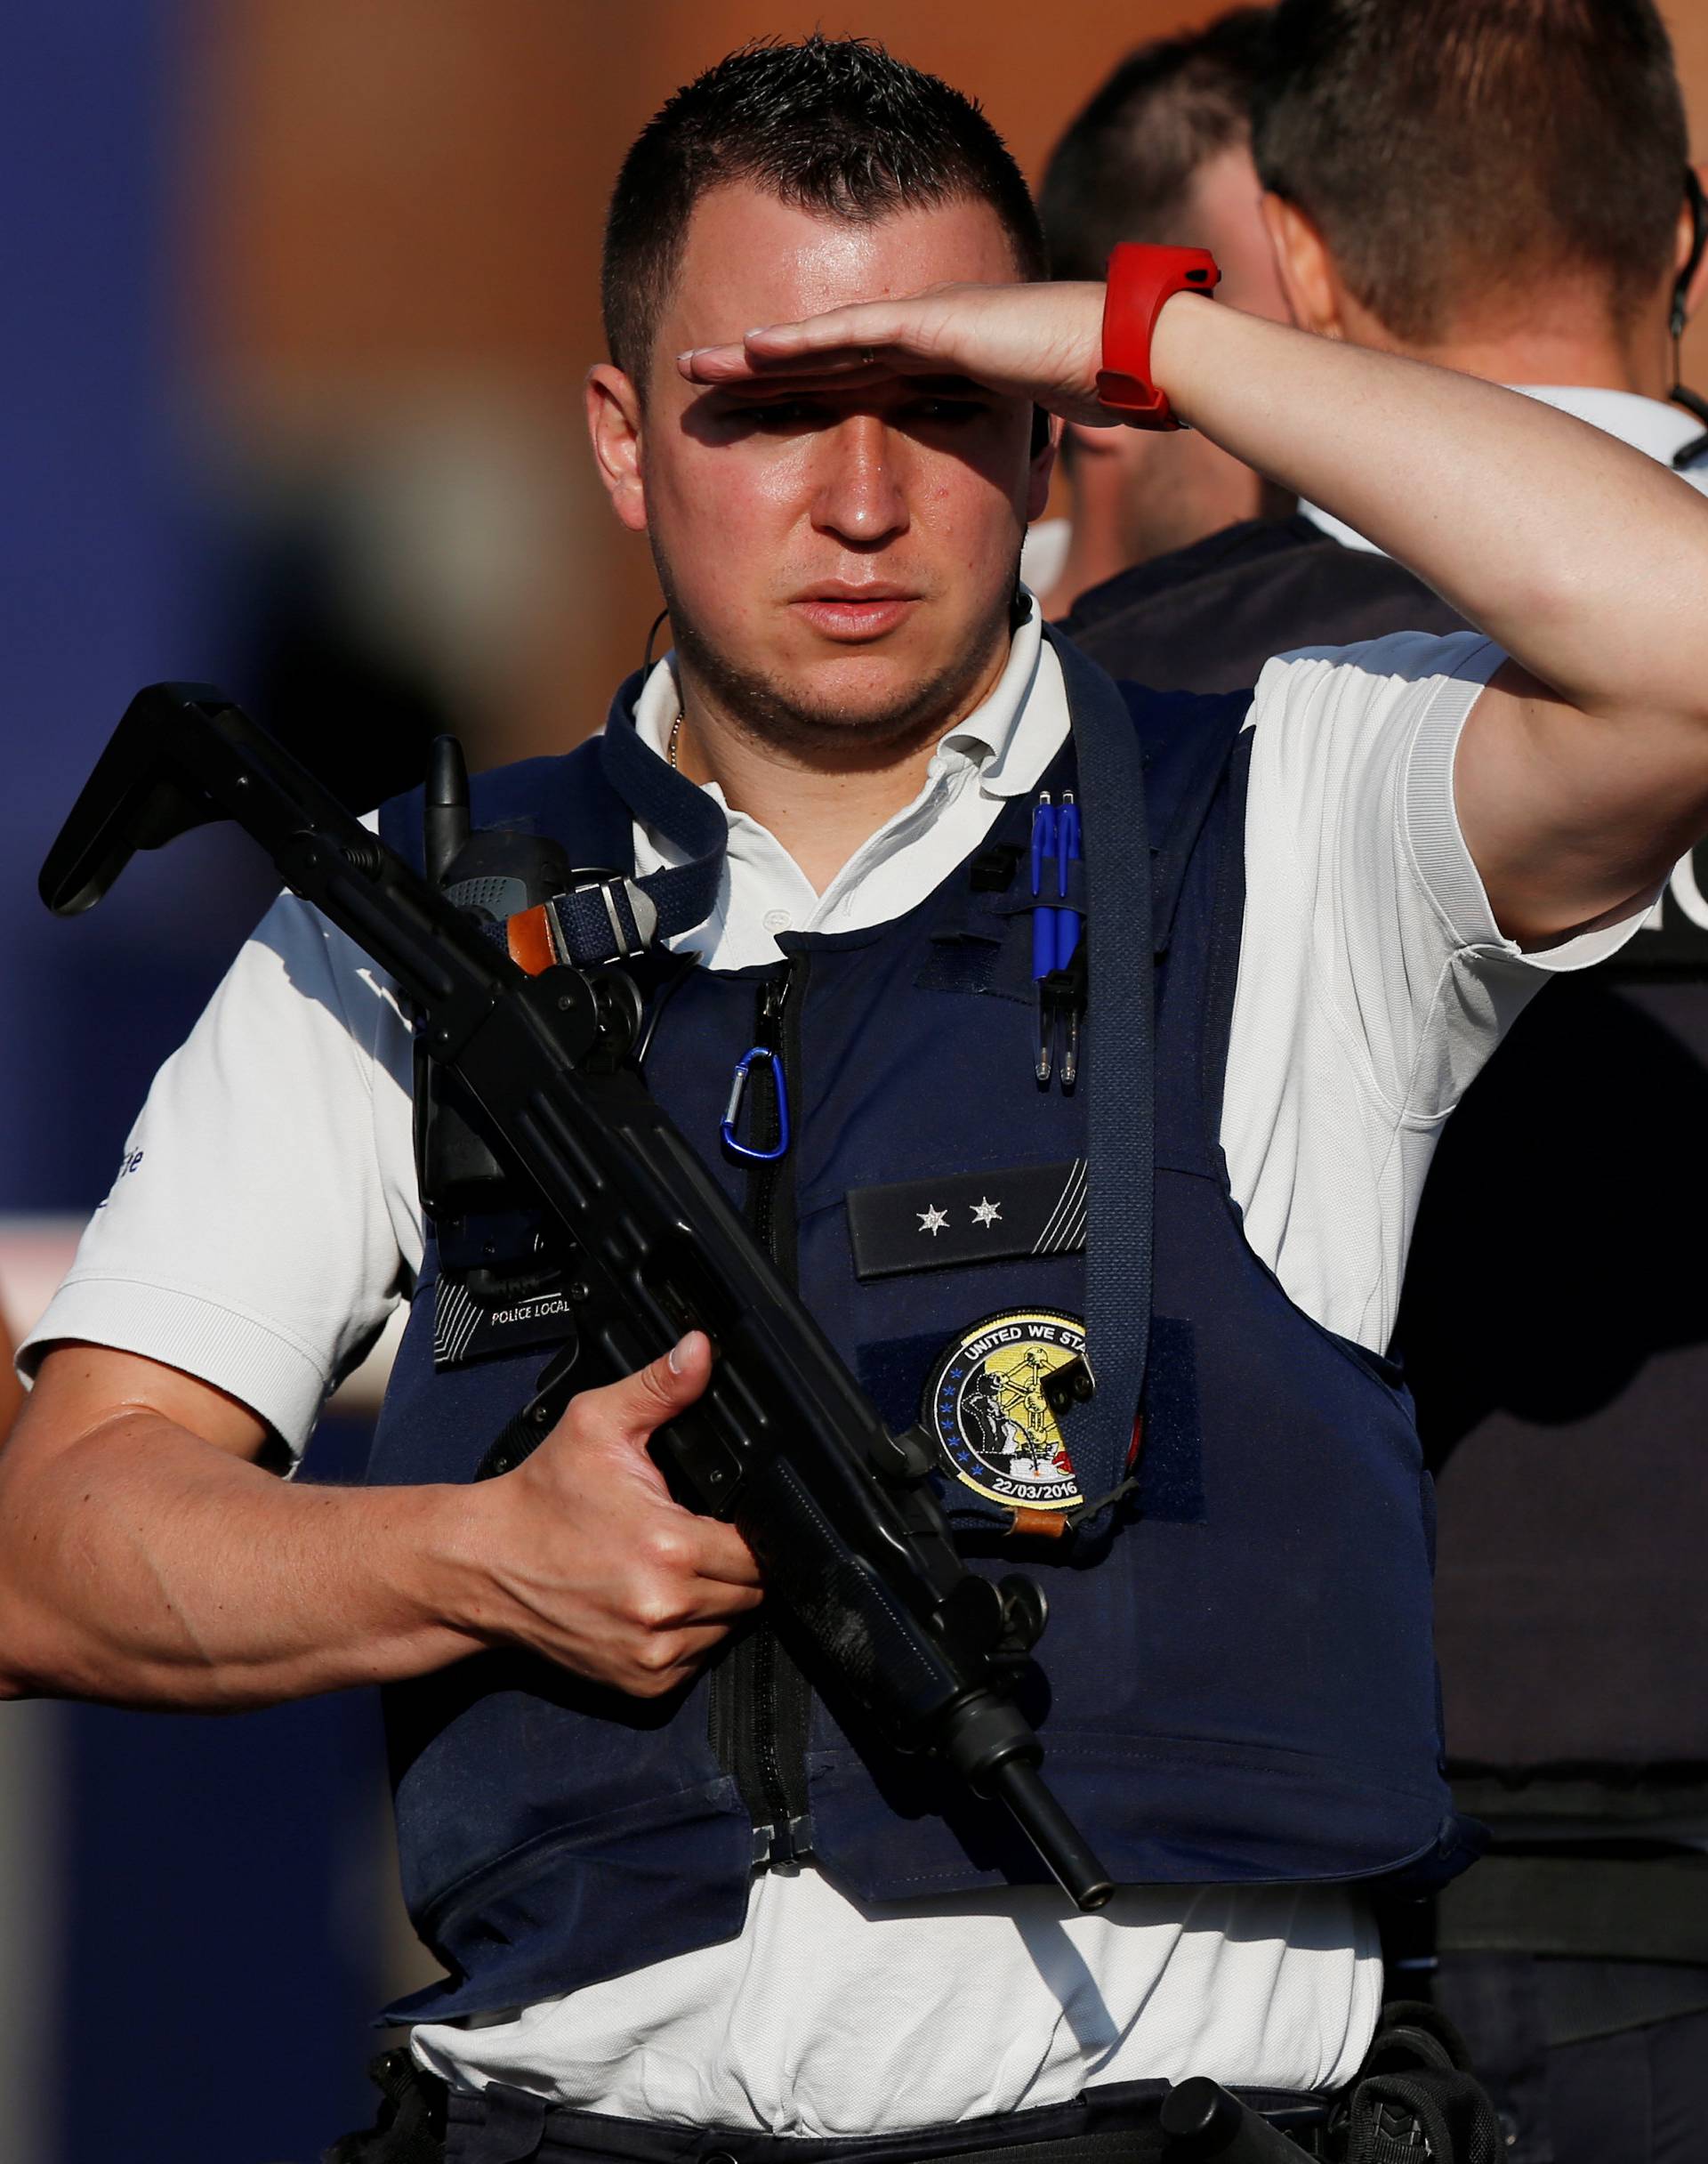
[1025,8,1290,616]
[1063,3,1708,2156]
[1043,35,1467,675]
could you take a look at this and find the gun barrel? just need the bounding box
[987,1756,1114,1912]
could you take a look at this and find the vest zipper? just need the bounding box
[746,968,796,1269]
[714,954,813,1868]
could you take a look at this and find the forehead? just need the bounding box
[659,183,1024,359]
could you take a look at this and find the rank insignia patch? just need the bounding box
[846,1159,1088,1280]
[923,1308,1092,1512]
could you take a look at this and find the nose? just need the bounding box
[810,412,909,549]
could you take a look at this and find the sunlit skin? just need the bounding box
[586,187,1054,891]
[680,266,1708,949]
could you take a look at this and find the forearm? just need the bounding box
[0,1413,481,1708]
[1152,294,1708,723]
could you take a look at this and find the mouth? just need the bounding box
[790,584,921,643]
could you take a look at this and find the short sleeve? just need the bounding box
[1221,629,1650,1353]
[20,893,421,1457]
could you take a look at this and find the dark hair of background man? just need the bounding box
[1036,7,1273,281]
[1251,0,1688,342]
[601,33,1047,387]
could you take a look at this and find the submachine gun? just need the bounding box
[41,682,1114,1914]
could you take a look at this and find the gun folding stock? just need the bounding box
[41,682,234,916]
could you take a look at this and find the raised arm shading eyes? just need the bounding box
[686,278,1708,945]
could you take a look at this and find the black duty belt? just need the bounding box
[326,2003,1503,2164]
[432,2080,1327,2164]
[322,2054,1324,2164]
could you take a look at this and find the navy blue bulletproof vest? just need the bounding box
[369,637,1472,2023]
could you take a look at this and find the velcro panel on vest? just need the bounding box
[1132,1315,1204,1524]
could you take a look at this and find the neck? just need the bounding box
[670,642,1011,893]
[1042,460,1137,619]
[1041,437,1282,621]
[1420,331,1662,399]
[1377,285,1672,401]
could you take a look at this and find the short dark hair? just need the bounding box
[1038,9,1274,283]
[602,35,1047,388]
[1252,0,1688,343]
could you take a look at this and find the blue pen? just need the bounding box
[1030,791,1058,1082]
[1055,792,1083,1086]
[1054,792,1082,966]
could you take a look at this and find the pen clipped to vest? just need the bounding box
[40,682,1115,1913]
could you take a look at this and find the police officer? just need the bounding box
[8,32,1708,2164]
[1042,6,1708,2154]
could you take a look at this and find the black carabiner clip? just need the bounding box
[721,1046,792,1164]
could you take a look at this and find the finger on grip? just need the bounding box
[607,1331,713,1437]
[688,1520,764,1590]
[684,1569,765,1613]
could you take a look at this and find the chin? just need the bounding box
[667,577,1016,755]
[791,649,925,713]
[788,650,987,741]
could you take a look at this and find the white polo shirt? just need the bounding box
[23,601,1644,2136]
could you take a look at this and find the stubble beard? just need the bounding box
[651,545,1023,769]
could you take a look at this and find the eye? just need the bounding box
[747,400,826,432]
[906,396,991,427]
[706,395,830,439]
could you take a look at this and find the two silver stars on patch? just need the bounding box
[917,1196,1002,1236]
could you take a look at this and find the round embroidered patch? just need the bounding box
[923,1309,1088,1512]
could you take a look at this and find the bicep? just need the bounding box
[1455,660,1706,946]
[11,1343,271,1468]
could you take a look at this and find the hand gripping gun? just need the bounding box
[40,683,1115,1913]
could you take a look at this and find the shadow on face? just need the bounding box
[587,183,1053,757]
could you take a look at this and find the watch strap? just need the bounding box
[1096,242,1221,430]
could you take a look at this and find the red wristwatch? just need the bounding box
[1096,243,1221,429]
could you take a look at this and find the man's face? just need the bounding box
[588,184,1051,757]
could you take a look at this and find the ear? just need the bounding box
[1261,193,1345,339]
[1674,166,1708,328]
[1025,408,1062,522]
[585,363,649,533]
